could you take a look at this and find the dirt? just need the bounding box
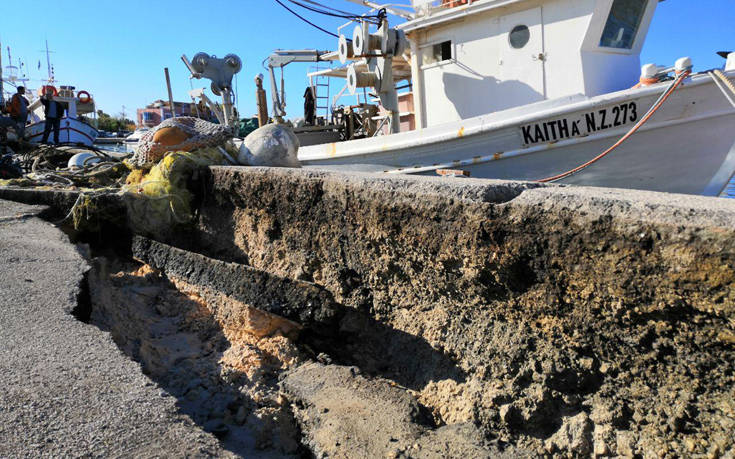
[87,259,305,457]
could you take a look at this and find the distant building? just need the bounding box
[136,100,193,127]
[136,99,219,127]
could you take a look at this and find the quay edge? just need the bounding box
[1,167,734,456]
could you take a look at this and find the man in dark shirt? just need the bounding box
[40,88,65,144]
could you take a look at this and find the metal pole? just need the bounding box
[222,88,232,127]
[45,40,53,83]
[164,67,176,119]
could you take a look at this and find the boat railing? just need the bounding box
[411,0,479,15]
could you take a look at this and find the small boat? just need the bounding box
[267,0,735,196]
[124,127,150,144]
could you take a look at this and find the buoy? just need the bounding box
[67,152,102,169]
[77,90,92,104]
[237,124,301,168]
[40,85,58,96]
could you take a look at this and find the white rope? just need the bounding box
[709,71,735,108]
[714,69,735,96]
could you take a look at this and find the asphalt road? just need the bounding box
[0,199,231,458]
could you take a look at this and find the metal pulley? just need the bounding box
[189,52,242,94]
[338,34,355,64]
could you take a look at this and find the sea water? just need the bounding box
[722,176,735,198]
[97,142,134,154]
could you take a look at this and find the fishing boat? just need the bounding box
[269,0,735,196]
[1,42,98,146]
[24,84,99,146]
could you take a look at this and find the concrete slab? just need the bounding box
[0,199,231,457]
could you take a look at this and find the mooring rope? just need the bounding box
[537,70,691,183]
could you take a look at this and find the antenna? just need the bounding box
[45,40,52,82]
[37,40,56,83]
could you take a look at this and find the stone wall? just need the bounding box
[178,167,735,457]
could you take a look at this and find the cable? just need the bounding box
[299,0,364,17]
[286,0,381,23]
[274,0,341,39]
[537,70,690,183]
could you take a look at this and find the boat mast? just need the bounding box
[0,39,4,106]
[45,40,53,83]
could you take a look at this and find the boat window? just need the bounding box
[599,0,648,49]
[422,40,452,66]
[509,25,530,49]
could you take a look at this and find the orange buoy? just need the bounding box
[77,90,92,104]
[40,85,58,96]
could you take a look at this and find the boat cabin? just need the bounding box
[402,0,659,128]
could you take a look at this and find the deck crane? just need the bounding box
[266,49,331,122]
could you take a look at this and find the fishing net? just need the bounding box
[130,116,232,167]
[122,147,229,236]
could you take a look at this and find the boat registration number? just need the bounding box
[520,102,638,146]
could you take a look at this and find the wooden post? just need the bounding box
[164,67,175,119]
[255,74,269,127]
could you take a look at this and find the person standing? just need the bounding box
[41,88,64,144]
[8,86,29,140]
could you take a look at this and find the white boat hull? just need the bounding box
[299,71,735,196]
[26,117,99,146]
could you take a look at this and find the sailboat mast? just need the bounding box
[0,39,4,106]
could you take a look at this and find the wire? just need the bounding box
[286,0,381,24]
[299,0,364,17]
[274,0,341,39]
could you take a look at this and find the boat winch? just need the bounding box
[342,18,409,134]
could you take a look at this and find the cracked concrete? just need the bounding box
[0,199,231,457]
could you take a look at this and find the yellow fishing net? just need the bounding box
[123,146,229,236]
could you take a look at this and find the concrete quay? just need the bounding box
[0,167,734,457]
[0,199,231,458]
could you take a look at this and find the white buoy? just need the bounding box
[67,152,102,169]
[237,124,301,168]
[675,56,693,73]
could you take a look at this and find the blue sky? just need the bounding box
[2,0,733,120]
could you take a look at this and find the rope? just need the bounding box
[287,0,380,23]
[709,69,735,108]
[537,70,690,183]
[708,72,735,108]
[714,69,735,96]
